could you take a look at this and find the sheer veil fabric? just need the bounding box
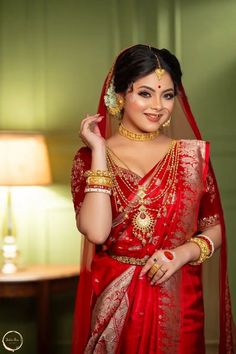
[71,62,235,353]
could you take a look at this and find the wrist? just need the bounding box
[91,142,106,154]
[91,146,107,170]
[177,242,201,264]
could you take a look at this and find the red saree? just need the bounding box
[71,137,232,353]
[71,68,234,353]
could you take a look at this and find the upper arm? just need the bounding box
[71,147,91,217]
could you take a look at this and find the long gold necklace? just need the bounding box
[106,141,179,245]
[119,122,159,141]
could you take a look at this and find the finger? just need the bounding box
[80,114,101,130]
[139,259,156,278]
[93,117,104,135]
[139,254,159,278]
[80,119,99,136]
[150,267,167,285]
[81,115,103,132]
[147,263,163,279]
[155,270,172,284]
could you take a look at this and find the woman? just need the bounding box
[71,44,234,353]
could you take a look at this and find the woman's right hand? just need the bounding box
[79,113,105,150]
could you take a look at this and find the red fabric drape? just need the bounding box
[71,63,234,354]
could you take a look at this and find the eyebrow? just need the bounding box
[137,85,174,93]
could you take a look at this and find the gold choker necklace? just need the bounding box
[119,123,159,141]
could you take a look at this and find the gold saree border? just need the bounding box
[85,266,135,354]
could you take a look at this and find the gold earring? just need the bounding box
[116,94,124,110]
[162,116,171,128]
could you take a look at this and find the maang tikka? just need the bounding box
[155,55,165,80]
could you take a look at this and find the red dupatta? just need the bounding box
[71,62,234,354]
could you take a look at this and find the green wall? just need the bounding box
[0,0,235,352]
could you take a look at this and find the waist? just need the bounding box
[108,252,149,266]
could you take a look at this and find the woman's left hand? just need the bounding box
[139,244,196,285]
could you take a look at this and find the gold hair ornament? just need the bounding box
[104,78,124,118]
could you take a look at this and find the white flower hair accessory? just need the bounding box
[104,78,124,118]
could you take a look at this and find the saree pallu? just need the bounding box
[71,139,226,354]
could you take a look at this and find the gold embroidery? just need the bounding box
[198,214,220,231]
[71,150,86,215]
[206,172,216,203]
[172,140,206,245]
[85,267,135,353]
[117,166,140,185]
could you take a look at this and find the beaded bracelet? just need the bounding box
[86,184,111,191]
[84,186,112,196]
[188,237,211,265]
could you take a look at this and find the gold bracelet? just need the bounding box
[197,234,214,258]
[86,176,112,187]
[188,237,211,265]
[84,169,112,178]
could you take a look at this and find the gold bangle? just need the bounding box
[188,237,211,265]
[86,176,112,187]
[197,234,214,258]
[84,169,112,178]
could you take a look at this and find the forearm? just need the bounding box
[176,223,222,264]
[77,146,112,244]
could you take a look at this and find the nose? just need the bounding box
[151,94,162,110]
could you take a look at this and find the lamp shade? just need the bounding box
[0,133,52,186]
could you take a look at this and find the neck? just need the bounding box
[118,122,159,142]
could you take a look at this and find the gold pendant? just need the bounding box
[133,206,155,233]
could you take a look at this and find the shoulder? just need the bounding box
[178,139,210,160]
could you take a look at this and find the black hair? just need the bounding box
[113,44,182,95]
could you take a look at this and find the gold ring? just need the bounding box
[148,263,162,277]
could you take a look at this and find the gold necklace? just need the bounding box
[107,141,179,245]
[119,123,159,141]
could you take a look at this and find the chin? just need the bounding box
[141,122,160,132]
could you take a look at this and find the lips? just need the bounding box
[144,113,162,122]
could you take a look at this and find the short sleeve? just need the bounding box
[71,147,91,216]
[197,167,220,231]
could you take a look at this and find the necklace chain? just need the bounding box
[106,141,179,245]
[119,122,159,141]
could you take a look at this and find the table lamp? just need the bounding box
[0,132,52,274]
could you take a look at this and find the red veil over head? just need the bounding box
[72,49,235,354]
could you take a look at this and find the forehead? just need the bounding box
[133,71,174,89]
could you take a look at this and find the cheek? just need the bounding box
[165,100,175,113]
[126,94,147,109]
